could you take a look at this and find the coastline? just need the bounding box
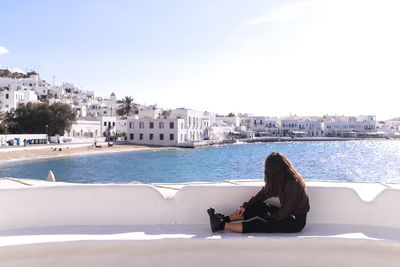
[0,137,397,164]
[0,144,175,163]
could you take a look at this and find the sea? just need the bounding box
[1,140,400,184]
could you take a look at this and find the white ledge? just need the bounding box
[0,182,399,266]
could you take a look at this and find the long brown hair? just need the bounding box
[264,152,306,196]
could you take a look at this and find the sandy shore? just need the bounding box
[0,144,172,162]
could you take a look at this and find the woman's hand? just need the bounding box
[236,207,246,217]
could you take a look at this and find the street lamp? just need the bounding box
[5,123,7,145]
[46,124,49,141]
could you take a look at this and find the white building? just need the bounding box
[0,71,44,112]
[138,105,163,119]
[216,116,240,127]
[72,104,87,118]
[126,108,217,146]
[247,116,280,136]
[49,86,65,99]
[375,120,400,138]
[65,120,101,139]
[103,92,117,106]
[0,88,24,112]
[22,89,39,104]
[324,115,376,137]
[100,116,116,137]
[116,118,128,137]
[170,108,216,142]
[127,117,186,146]
[281,117,323,137]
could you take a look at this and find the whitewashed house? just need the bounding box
[100,116,116,137]
[281,117,305,137]
[216,116,240,127]
[116,118,128,137]
[65,119,101,139]
[375,120,400,138]
[170,108,216,142]
[0,88,24,112]
[324,115,376,137]
[247,116,280,136]
[0,71,44,112]
[49,85,66,99]
[21,89,39,104]
[127,117,186,146]
[126,108,217,146]
[281,117,323,137]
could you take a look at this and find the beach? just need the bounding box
[0,144,171,162]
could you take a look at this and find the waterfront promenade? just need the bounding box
[0,142,171,162]
[0,136,378,162]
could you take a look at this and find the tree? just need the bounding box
[4,102,77,135]
[49,102,77,135]
[116,96,138,117]
[227,112,235,117]
[0,111,8,134]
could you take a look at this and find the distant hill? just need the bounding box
[389,117,400,121]
[0,69,38,79]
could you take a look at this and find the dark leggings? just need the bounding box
[242,202,307,233]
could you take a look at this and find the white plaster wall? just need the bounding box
[127,118,185,146]
[1,184,400,267]
[66,120,101,138]
[0,184,399,231]
[0,185,169,230]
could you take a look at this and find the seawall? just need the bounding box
[0,180,399,266]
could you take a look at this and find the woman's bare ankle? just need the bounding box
[229,214,244,221]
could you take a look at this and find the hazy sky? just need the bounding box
[1,0,399,120]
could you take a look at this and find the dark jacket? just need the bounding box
[242,180,310,220]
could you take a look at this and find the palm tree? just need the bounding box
[116,96,138,117]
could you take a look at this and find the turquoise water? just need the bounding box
[1,140,400,183]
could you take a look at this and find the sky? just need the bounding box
[0,0,399,120]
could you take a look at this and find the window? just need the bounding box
[181,122,184,129]
[160,134,164,140]
[150,122,154,129]
[150,133,154,140]
[130,134,134,140]
[113,122,115,126]
[170,134,174,140]
[159,122,164,129]
[140,133,143,140]
[129,122,134,128]
[170,122,174,129]
[139,122,144,129]
[104,122,107,126]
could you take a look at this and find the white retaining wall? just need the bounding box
[0,134,47,145]
[0,184,399,230]
[1,184,400,267]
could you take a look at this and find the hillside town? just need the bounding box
[1,69,399,147]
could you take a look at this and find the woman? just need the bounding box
[207,152,310,233]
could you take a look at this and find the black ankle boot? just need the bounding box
[215,212,231,222]
[207,207,225,232]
